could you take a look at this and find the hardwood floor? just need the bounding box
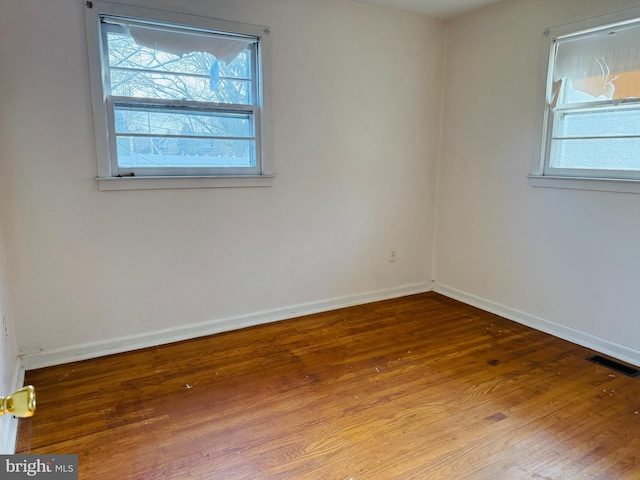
[16,293,640,479]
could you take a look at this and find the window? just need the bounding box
[535,8,640,191]
[84,1,273,190]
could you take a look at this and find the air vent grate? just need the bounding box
[587,355,640,377]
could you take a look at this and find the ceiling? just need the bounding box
[350,0,504,18]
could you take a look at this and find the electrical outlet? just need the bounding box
[389,249,397,262]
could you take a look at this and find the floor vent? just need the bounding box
[587,355,640,377]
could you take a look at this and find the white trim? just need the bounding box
[433,282,640,368]
[528,174,640,194]
[0,359,25,454]
[547,5,640,41]
[97,174,275,190]
[20,283,431,370]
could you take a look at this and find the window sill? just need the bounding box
[528,175,640,194]
[97,174,276,191]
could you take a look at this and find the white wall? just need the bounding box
[0,0,444,364]
[435,0,640,363]
[11,0,639,374]
[0,217,21,453]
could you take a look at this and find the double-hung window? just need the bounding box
[84,1,273,190]
[537,8,640,189]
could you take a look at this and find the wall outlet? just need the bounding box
[389,249,398,262]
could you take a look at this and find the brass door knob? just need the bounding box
[0,386,36,418]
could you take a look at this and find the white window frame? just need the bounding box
[530,6,640,194]
[84,1,274,190]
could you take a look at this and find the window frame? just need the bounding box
[531,6,640,193]
[84,1,274,190]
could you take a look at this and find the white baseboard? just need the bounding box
[0,359,25,454]
[21,283,432,371]
[433,282,640,368]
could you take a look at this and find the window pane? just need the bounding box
[107,32,253,104]
[551,138,640,170]
[116,137,255,168]
[558,107,640,137]
[114,107,254,138]
[218,52,252,79]
[554,23,640,103]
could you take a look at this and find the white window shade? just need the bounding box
[554,25,640,99]
[129,26,255,64]
[101,15,257,65]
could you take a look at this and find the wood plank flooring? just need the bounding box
[16,293,640,479]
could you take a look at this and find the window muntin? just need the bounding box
[85,2,271,184]
[543,18,640,180]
